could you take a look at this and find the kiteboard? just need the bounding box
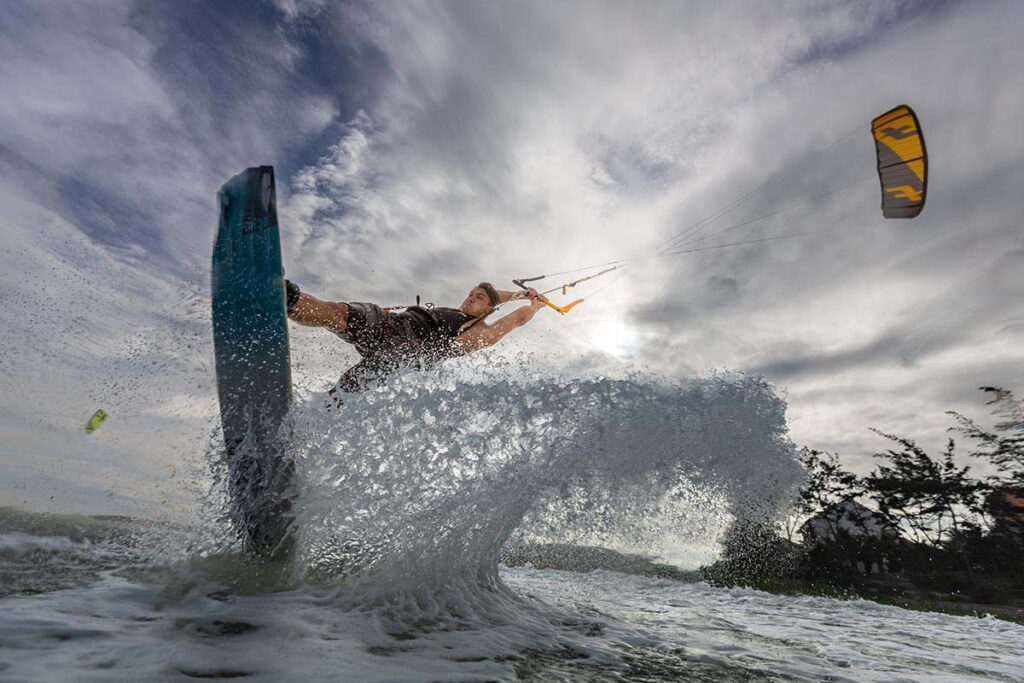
[211,166,294,558]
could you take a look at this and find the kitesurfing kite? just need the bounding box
[85,409,107,434]
[872,104,928,219]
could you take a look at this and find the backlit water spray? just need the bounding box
[3,366,1021,681]
[284,366,801,614]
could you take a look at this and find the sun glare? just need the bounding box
[592,319,638,358]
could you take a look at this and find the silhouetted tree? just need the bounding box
[794,449,859,542]
[864,433,986,545]
[863,432,987,588]
[949,387,1024,486]
[790,450,885,580]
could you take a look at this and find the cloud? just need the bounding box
[2,0,1024,520]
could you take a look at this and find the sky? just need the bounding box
[1,0,1022,517]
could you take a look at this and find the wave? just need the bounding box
[262,365,803,615]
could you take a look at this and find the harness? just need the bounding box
[395,306,475,359]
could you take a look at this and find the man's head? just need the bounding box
[460,282,500,318]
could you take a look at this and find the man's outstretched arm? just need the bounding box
[285,281,349,335]
[493,288,527,304]
[456,291,546,352]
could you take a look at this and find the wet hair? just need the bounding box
[476,282,500,308]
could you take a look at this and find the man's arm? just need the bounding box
[493,288,527,304]
[285,281,349,335]
[456,294,545,352]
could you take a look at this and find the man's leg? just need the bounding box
[328,357,395,406]
[287,290,350,335]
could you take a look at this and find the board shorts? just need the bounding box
[330,302,420,396]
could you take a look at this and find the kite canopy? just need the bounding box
[85,409,107,434]
[872,104,927,219]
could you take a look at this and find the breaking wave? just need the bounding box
[271,365,803,612]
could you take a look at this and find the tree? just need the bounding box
[863,432,988,589]
[948,387,1024,486]
[794,449,859,542]
[864,432,986,546]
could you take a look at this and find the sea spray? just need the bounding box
[5,372,1019,682]
[284,365,802,602]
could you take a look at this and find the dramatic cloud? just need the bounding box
[1,0,1022,515]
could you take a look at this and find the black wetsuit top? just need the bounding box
[398,306,474,356]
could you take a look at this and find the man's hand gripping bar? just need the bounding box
[512,276,584,315]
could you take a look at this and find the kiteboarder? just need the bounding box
[284,280,549,394]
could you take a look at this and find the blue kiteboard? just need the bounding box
[212,166,294,558]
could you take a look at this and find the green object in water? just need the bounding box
[85,409,108,434]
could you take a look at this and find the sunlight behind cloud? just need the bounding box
[591,318,639,358]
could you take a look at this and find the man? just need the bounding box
[284,280,548,394]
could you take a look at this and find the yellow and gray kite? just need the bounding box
[872,104,927,219]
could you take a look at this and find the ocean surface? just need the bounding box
[2,373,1022,681]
